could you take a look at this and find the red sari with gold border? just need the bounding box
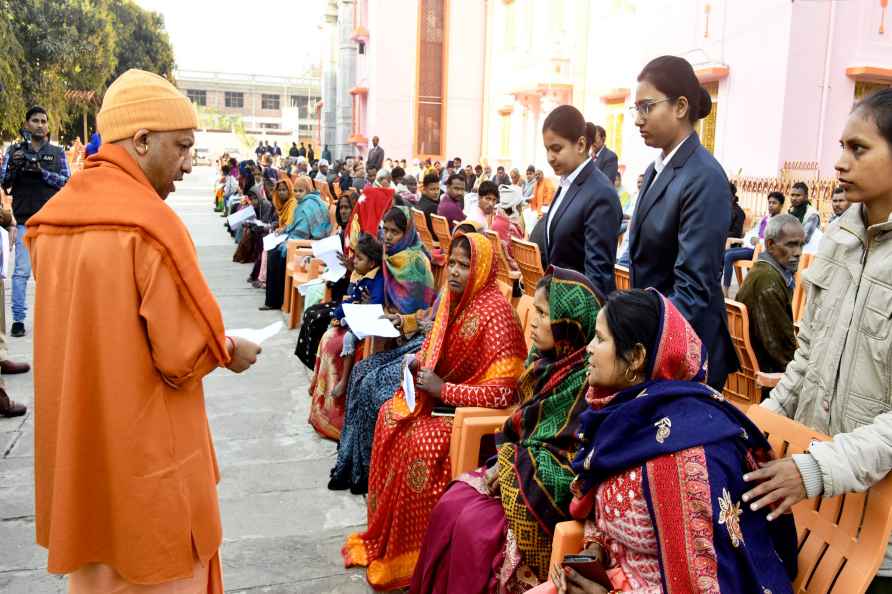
[342,233,527,590]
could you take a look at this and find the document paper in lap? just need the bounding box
[227,205,256,229]
[262,232,288,252]
[341,303,400,340]
[403,354,416,412]
[312,235,347,282]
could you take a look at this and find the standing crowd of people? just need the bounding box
[5,49,892,594]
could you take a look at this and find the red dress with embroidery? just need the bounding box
[342,233,527,591]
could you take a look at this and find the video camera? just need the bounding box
[9,129,41,175]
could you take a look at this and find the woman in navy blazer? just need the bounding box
[529,105,622,296]
[627,55,739,391]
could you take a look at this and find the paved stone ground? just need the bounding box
[0,166,382,593]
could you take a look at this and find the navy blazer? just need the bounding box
[628,134,739,390]
[530,160,622,295]
[593,146,619,184]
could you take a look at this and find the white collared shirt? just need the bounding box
[546,157,591,243]
[651,134,692,185]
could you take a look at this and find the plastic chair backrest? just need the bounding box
[412,208,438,253]
[792,253,815,323]
[723,299,761,409]
[615,265,631,291]
[746,406,892,594]
[486,230,514,287]
[430,214,453,250]
[515,294,535,350]
[510,237,544,296]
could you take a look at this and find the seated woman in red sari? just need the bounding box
[343,232,528,591]
[412,267,605,594]
[542,289,797,594]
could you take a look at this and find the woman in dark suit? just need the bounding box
[529,105,622,296]
[627,55,738,391]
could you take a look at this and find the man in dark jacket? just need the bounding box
[591,125,619,185]
[736,214,804,377]
[0,106,69,337]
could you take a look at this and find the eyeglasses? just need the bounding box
[628,98,674,117]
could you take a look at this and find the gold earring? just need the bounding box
[624,366,640,384]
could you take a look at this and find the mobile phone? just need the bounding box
[561,554,612,588]
[431,405,456,417]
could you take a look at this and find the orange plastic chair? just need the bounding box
[614,265,631,291]
[485,230,522,292]
[511,237,545,296]
[497,280,513,301]
[412,208,440,252]
[734,243,763,287]
[515,293,535,351]
[288,258,325,329]
[449,407,514,480]
[747,406,892,594]
[282,240,313,313]
[792,253,815,323]
[430,214,453,252]
[723,299,763,410]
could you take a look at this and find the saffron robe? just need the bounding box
[26,144,231,587]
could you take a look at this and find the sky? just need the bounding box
[135,0,326,77]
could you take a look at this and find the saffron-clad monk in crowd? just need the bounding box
[27,69,262,593]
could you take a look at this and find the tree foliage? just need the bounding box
[1,0,176,142]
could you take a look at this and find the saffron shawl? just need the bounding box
[572,291,797,594]
[273,175,297,225]
[494,267,605,584]
[383,205,437,315]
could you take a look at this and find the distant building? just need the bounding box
[320,0,485,162]
[175,70,322,156]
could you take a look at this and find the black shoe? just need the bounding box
[327,476,351,491]
[350,478,368,496]
[0,388,26,417]
[10,322,24,338]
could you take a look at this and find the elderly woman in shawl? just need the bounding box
[411,267,604,594]
[535,289,797,594]
[342,233,527,591]
[261,176,331,311]
[324,205,437,469]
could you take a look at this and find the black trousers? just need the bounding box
[264,249,286,309]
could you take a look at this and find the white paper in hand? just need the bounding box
[226,321,283,345]
[227,205,256,229]
[342,303,400,340]
[312,235,347,281]
[297,278,325,295]
[262,232,288,252]
[403,354,416,412]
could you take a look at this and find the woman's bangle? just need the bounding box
[225,336,236,358]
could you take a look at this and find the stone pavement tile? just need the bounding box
[6,429,33,458]
[218,459,336,499]
[213,433,335,468]
[0,484,34,519]
[219,532,376,593]
[0,456,34,487]
[220,489,366,540]
[0,517,47,572]
[0,570,65,594]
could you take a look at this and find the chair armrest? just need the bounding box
[756,371,784,388]
[449,407,516,478]
[450,413,511,479]
[549,521,586,572]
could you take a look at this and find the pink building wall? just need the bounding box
[359,0,484,162]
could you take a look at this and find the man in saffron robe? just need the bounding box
[27,69,262,592]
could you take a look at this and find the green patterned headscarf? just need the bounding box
[495,266,604,583]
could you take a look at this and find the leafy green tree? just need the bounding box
[7,0,117,140]
[0,3,27,140]
[106,0,176,83]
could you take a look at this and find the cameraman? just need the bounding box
[0,106,70,337]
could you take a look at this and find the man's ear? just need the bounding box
[130,129,151,156]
